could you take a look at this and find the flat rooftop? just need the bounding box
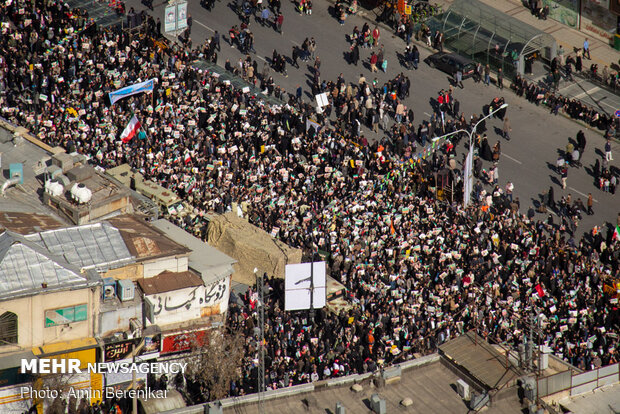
[559,382,620,413]
[439,331,524,391]
[225,362,471,414]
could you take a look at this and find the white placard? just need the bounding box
[285,262,327,311]
[315,93,329,108]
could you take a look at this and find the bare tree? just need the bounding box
[183,328,244,402]
[29,372,78,414]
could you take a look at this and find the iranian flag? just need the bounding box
[184,151,191,164]
[613,225,620,241]
[120,114,141,143]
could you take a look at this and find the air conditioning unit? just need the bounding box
[129,318,142,338]
[456,379,471,400]
[117,279,135,302]
[335,402,345,414]
[103,278,116,300]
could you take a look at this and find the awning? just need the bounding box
[32,337,98,357]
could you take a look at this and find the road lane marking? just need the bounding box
[574,87,600,99]
[195,20,215,32]
[502,153,522,164]
[568,187,598,203]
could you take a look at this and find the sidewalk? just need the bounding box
[446,0,620,72]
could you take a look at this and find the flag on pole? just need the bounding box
[613,225,620,241]
[120,115,141,143]
[184,151,191,164]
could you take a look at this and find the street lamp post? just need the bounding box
[431,103,508,207]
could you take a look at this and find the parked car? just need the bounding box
[426,52,476,78]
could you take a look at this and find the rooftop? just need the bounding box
[25,221,135,272]
[209,358,522,414]
[150,219,236,286]
[559,382,620,413]
[0,211,63,234]
[138,270,204,295]
[439,331,524,391]
[0,125,64,219]
[105,215,191,262]
[0,230,100,301]
[0,123,156,226]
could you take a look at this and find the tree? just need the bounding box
[30,372,79,414]
[183,328,245,402]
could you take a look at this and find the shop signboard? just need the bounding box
[581,0,616,41]
[104,340,137,362]
[160,329,209,355]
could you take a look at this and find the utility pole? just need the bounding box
[257,271,265,414]
[129,339,145,413]
[309,230,316,323]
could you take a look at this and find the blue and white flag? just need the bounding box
[108,79,156,105]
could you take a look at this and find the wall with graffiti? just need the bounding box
[145,276,230,326]
[543,0,580,29]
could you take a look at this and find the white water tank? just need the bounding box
[70,182,92,204]
[45,180,64,197]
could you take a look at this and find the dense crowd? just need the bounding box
[1,0,618,403]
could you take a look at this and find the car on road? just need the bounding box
[426,52,476,79]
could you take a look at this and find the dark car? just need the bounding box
[426,52,476,79]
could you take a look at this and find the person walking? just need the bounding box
[291,46,299,68]
[350,43,359,66]
[276,13,284,34]
[213,31,221,51]
[187,13,192,35]
[455,69,463,89]
[260,7,270,26]
[370,52,378,72]
[502,117,511,140]
[605,139,613,161]
[561,165,568,189]
[484,64,490,86]
[497,68,503,89]
[587,193,593,215]
[547,185,555,210]
[583,38,591,59]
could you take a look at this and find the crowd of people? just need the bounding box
[0,0,618,404]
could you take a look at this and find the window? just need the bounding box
[44,304,88,327]
[0,312,18,344]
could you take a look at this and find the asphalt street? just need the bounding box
[125,0,618,236]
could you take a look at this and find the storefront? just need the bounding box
[543,0,580,29]
[31,338,102,407]
[101,335,161,390]
[580,0,617,41]
[0,350,36,413]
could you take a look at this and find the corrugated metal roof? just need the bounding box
[25,222,135,272]
[150,219,236,285]
[0,231,99,300]
[439,331,522,390]
[105,215,191,260]
[138,271,204,295]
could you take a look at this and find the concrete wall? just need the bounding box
[0,287,100,353]
[143,256,189,278]
[146,285,208,327]
[99,302,142,337]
